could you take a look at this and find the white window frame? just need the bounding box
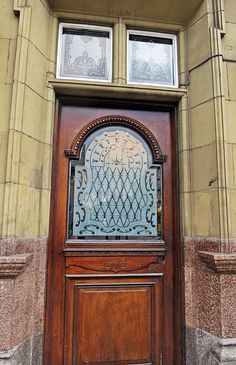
[56,23,113,82]
[127,29,178,88]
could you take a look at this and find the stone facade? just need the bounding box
[0,0,236,364]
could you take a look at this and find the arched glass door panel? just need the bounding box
[68,126,162,240]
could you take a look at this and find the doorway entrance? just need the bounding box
[44,99,180,365]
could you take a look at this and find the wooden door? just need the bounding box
[44,99,180,365]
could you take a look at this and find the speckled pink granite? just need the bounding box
[184,237,236,338]
[0,238,47,351]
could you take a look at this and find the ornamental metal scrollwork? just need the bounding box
[67,116,164,238]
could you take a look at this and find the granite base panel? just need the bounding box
[186,326,236,365]
[184,237,236,338]
[0,334,43,365]
[0,238,47,350]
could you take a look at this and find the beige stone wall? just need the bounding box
[0,1,54,363]
[179,0,236,244]
[0,0,54,239]
[2,0,232,245]
[181,1,236,362]
[222,0,236,240]
[180,0,222,239]
[0,0,18,236]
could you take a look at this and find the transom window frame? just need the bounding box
[56,21,179,88]
[65,115,167,243]
[56,23,113,82]
[127,29,178,88]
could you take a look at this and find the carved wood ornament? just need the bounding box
[64,115,167,163]
[67,259,161,273]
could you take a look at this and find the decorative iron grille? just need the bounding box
[69,127,162,238]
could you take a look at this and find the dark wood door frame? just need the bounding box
[43,96,182,365]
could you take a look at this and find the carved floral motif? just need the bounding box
[68,259,161,273]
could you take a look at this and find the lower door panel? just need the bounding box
[64,276,163,365]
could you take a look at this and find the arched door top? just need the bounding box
[65,115,167,163]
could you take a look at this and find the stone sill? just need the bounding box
[199,251,236,274]
[0,254,33,278]
[49,79,187,103]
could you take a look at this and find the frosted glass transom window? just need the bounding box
[57,23,112,82]
[127,30,178,87]
[68,127,162,240]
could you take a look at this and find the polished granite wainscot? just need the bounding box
[0,238,47,365]
[184,237,236,364]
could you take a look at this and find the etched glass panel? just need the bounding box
[68,127,162,239]
[57,24,112,82]
[127,30,178,87]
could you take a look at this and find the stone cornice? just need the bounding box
[199,251,236,274]
[0,254,33,278]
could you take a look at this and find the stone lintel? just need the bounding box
[0,253,33,278]
[199,251,236,274]
[49,79,187,103]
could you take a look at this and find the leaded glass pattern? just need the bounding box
[57,23,112,82]
[68,127,162,239]
[127,30,178,87]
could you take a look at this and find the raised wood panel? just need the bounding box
[76,286,151,364]
[64,277,163,365]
